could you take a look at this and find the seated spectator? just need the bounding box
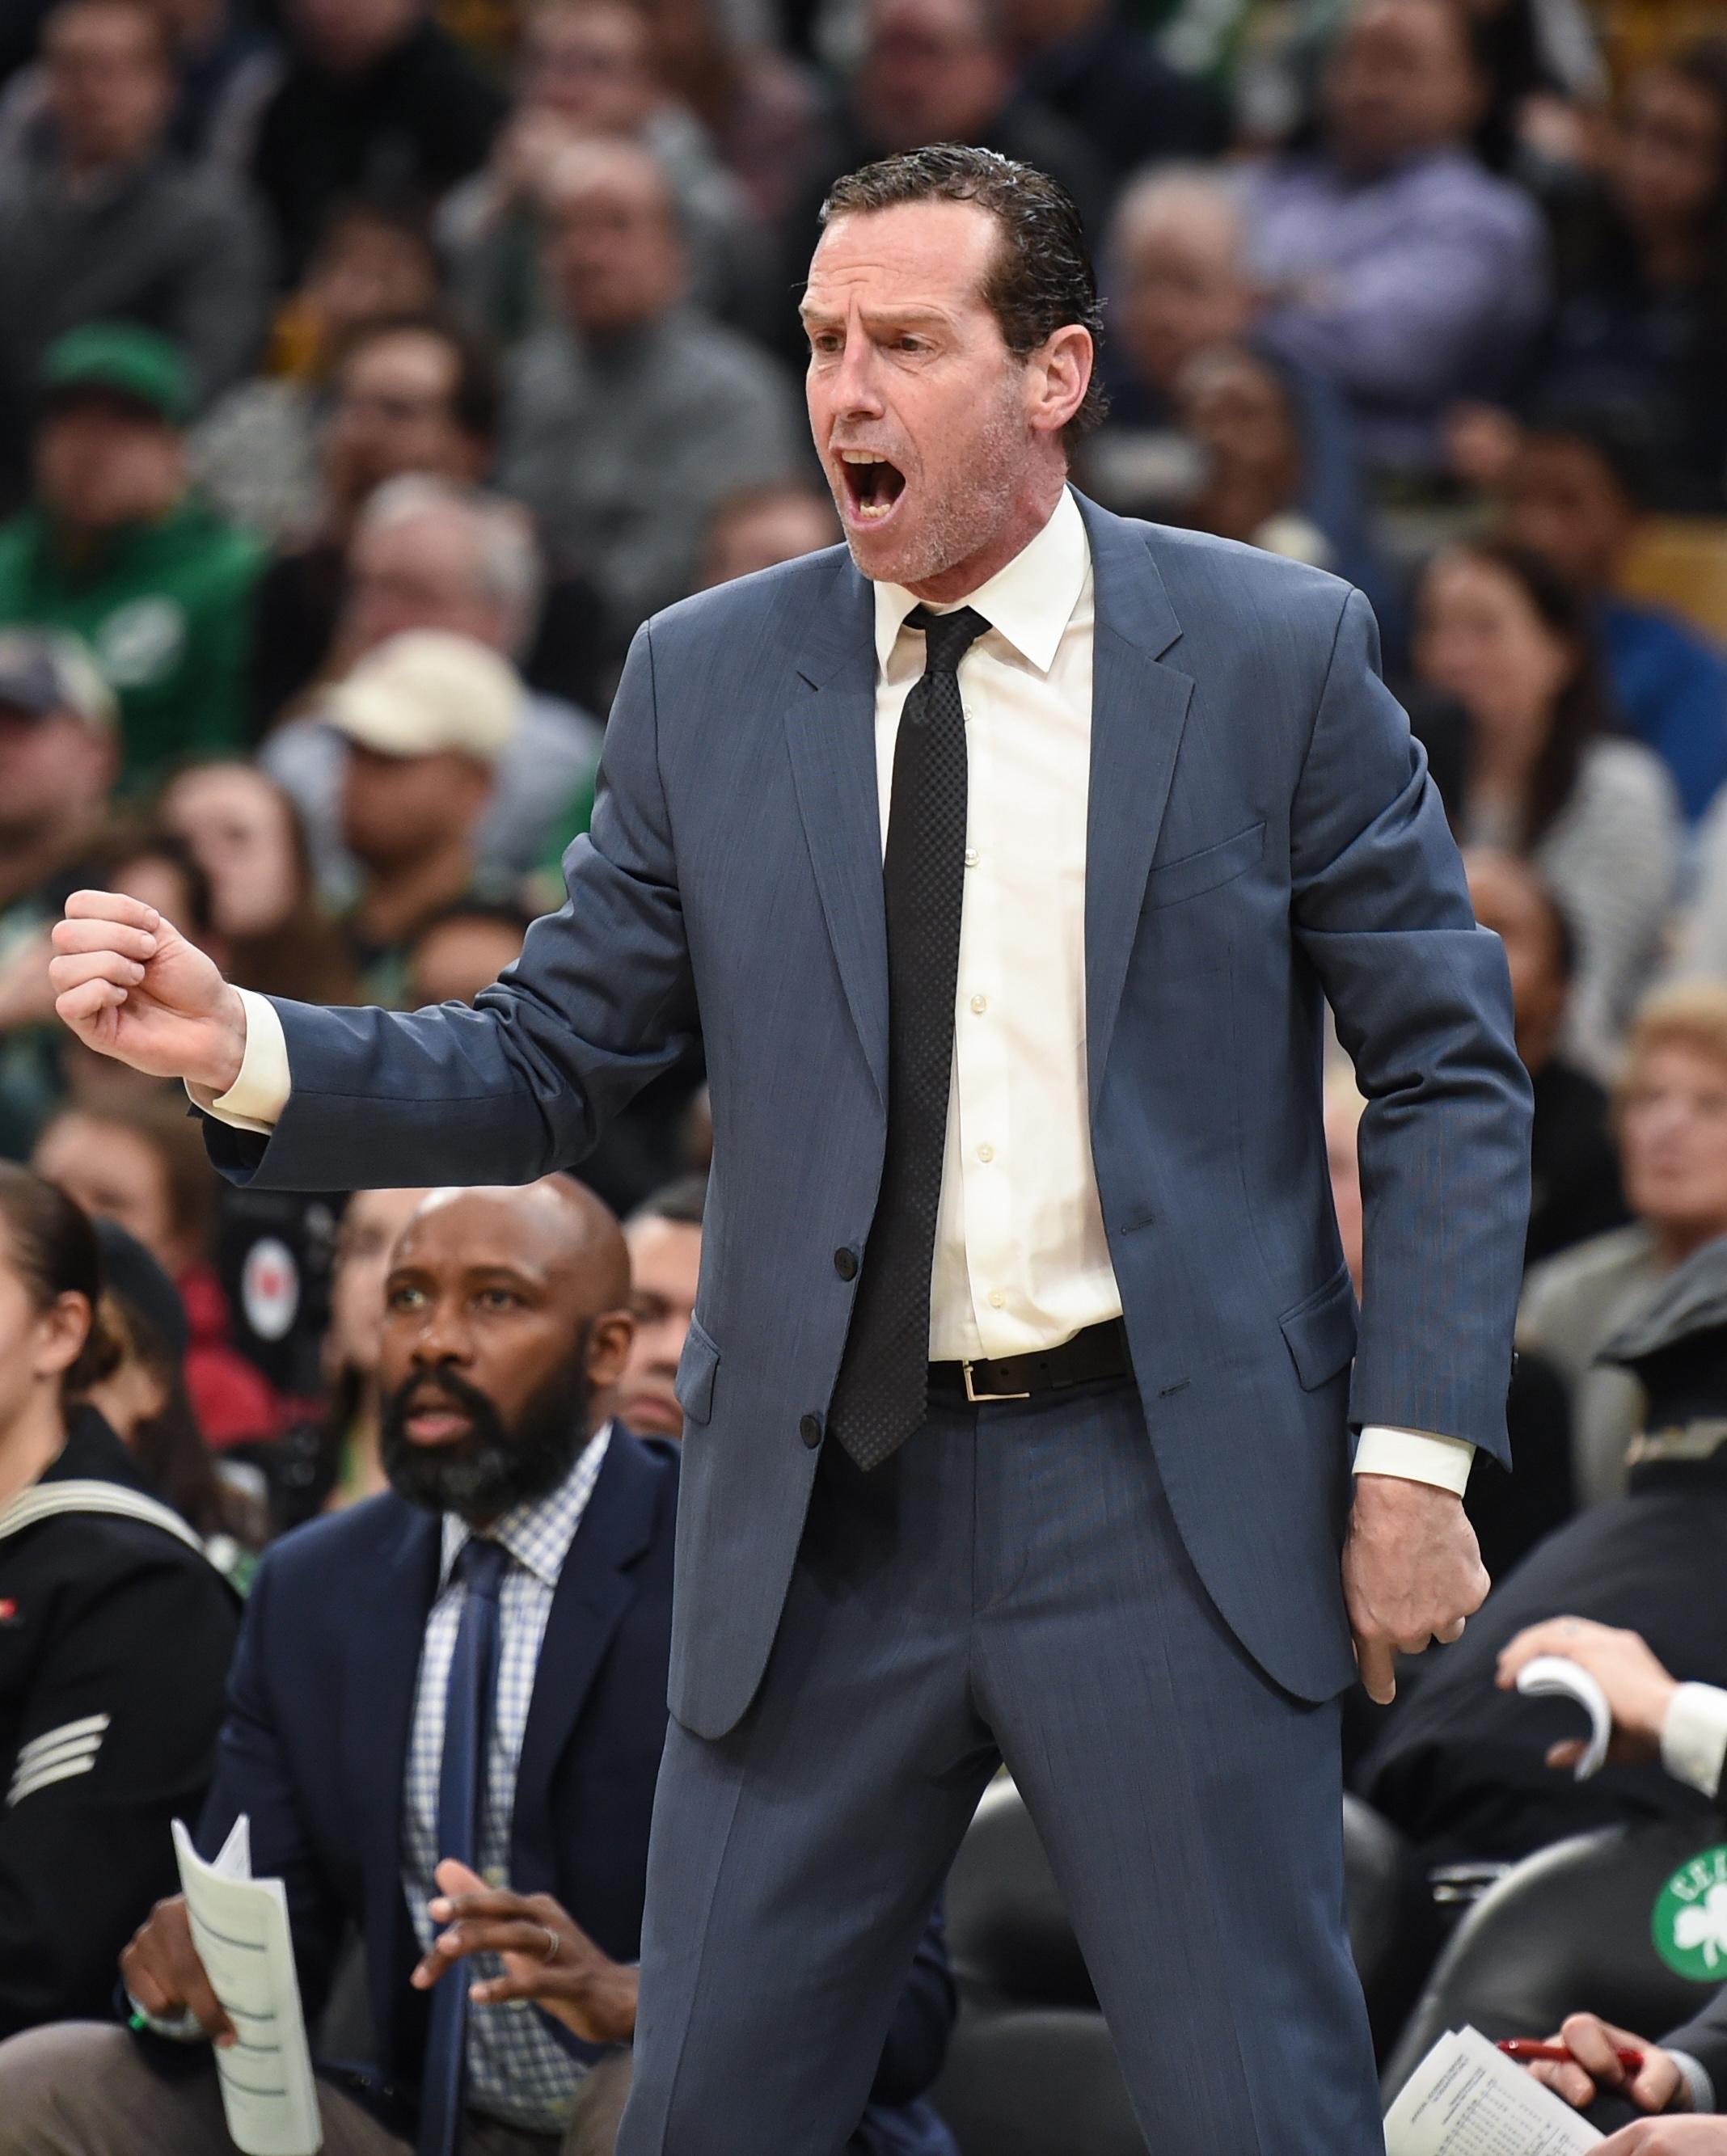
[404,897,533,1010]
[313,629,524,998]
[189,200,444,542]
[1324,1070,1572,1584]
[0,1164,238,2038]
[1537,37,1727,510]
[1496,407,1727,823]
[1239,0,1550,478]
[1521,985,1727,1508]
[158,760,359,1004]
[779,0,1104,348]
[263,1183,430,1531]
[249,311,617,726]
[0,325,265,789]
[32,1095,280,1446]
[441,0,771,345]
[1413,538,1680,1079]
[1166,342,1340,569]
[0,1177,958,2156]
[997,0,1227,186]
[699,479,838,588]
[0,631,118,1154]
[1465,847,1628,1265]
[82,1215,270,1572]
[264,478,606,890]
[500,134,802,637]
[618,1171,705,1439]
[1354,1230,1727,1867]
[247,0,505,285]
[0,0,270,503]
[0,0,281,172]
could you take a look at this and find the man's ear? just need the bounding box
[585,1308,635,1389]
[1026,325,1094,440]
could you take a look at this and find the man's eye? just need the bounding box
[478,1287,520,1310]
[809,332,840,355]
[387,1285,424,1310]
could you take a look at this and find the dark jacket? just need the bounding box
[196,1428,956,2153]
[0,1408,238,2036]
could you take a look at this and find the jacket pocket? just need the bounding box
[1278,1265,1358,1390]
[674,1314,720,1426]
[1142,819,1265,911]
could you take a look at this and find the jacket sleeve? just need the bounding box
[1662,1985,1727,2110]
[1290,587,1532,1463]
[868,1901,958,2108]
[202,621,698,1194]
[0,1551,237,2037]
[196,1553,347,2027]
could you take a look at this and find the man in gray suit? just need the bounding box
[52,146,1530,2153]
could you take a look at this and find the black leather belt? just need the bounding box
[928,1318,1130,1403]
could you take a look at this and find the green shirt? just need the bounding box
[0,497,265,790]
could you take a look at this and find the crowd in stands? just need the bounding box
[0,0,1724,2146]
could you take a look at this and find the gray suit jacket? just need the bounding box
[206,494,1532,1739]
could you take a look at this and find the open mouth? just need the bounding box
[836,449,906,528]
[404,1396,475,1445]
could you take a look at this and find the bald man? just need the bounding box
[0,1177,956,2156]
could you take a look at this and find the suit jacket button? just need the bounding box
[800,1413,824,1448]
[834,1247,858,1281]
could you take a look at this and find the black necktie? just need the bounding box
[829,604,988,1471]
[419,1535,509,2156]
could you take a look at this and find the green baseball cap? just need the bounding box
[40,323,192,424]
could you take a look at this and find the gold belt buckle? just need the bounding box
[963,1359,1032,1404]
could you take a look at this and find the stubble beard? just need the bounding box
[842,389,1032,592]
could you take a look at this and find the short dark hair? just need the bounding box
[819,145,1107,440]
[336,311,503,446]
[630,1172,708,1229]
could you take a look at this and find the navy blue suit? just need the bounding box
[203,496,1531,2151]
[196,1429,956,2154]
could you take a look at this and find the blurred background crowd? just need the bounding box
[2,0,1727,2145]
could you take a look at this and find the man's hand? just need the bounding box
[1343,1475,1489,1704]
[120,1894,235,2047]
[1599,2124,1727,2151]
[1496,1618,1679,1770]
[409,1859,638,2044]
[50,891,246,1094]
[1520,2014,1683,2116]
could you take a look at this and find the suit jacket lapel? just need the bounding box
[511,1432,660,1889]
[345,1498,441,2067]
[783,551,889,1108]
[1077,493,1193,1112]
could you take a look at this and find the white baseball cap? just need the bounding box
[324,631,523,766]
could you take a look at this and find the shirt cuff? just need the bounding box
[1353,1427,1476,1495]
[1661,1683,1727,1801]
[184,988,290,1133]
[1667,2049,1714,2114]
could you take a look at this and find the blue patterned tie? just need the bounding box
[418,1535,509,2156]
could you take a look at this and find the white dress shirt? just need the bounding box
[195,489,1469,1491]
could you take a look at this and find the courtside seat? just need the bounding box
[1383,1821,1721,2101]
[934,1781,1431,2156]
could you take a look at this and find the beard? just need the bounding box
[837,378,1032,589]
[380,1335,593,1523]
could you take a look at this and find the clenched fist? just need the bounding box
[51,890,247,1095]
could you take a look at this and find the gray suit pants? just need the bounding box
[619,1378,1382,2155]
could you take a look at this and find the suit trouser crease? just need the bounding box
[615,1381,1382,2156]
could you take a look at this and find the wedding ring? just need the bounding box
[538,1924,559,1965]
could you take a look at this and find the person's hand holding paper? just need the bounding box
[1497,1618,1681,1772]
[120,1893,237,2048]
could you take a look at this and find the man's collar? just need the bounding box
[438,1421,612,1592]
[872,483,1090,677]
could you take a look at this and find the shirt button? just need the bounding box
[977,1143,994,1163]
[833,1247,858,1281]
[989,1290,1006,1310]
[799,1413,824,1449]
[964,850,978,868]
[969,994,987,1015]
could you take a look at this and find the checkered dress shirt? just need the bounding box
[402,1425,612,2133]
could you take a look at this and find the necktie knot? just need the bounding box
[454,1534,508,1602]
[907,604,987,677]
